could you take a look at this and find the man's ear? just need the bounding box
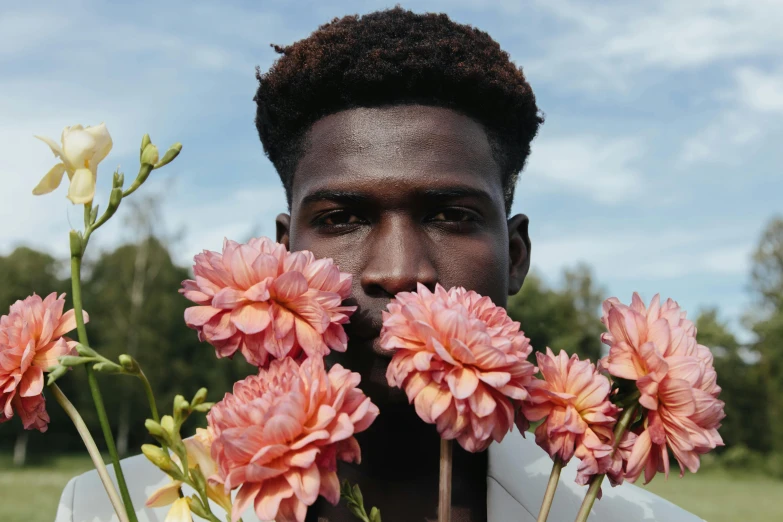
[276,213,291,249]
[507,213,531,295]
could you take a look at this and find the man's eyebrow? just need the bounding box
[300,186,494,206]
[300,190,371,206]
[421,186,494,202]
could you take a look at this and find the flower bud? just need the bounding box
[89,205,99,225]
[92,361,123,373]
[46,365,68,386]
[191,388,208,407]
[187,496,209,519]
[112,171,124,189]
[118,354,139,373]
[190,465,207,493]
[142,444,171,469]
[141,143,159,166]
[108,187,123,210]
[192,402,214,413]
[173,395,190,419]
[161,415,176,436]
[145,419,167,440]
[140,134,151,161]
[75,343,97,357]
[59,355,90,367]
[154,143,182,169]
[69,230,83,257]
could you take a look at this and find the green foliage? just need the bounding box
[747,216,783,452]
[507,263,605,361]
[340,480,382,522]
[696,309,771,452]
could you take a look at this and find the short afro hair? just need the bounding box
[254,6,543,212]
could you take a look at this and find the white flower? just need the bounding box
[33,123,113,204]
[164,498,192,522]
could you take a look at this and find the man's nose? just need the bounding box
[360,216,437,297]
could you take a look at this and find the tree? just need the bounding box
[751,216,783,313]
[695,308,769,452]
[747,217,783,452]
[507,264,605,361]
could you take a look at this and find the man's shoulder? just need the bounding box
[487,431,705,522]
[56,453,262,522]
[56,453,169,522]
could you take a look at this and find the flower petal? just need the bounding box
[66,167,95,204]
[32,163,67,195]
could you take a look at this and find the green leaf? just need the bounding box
[352,484,364,507]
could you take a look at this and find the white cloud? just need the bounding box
[532,227,753,282]
[525,135,644,203]
[523,0,783,91]
[678,110,763,165]
[735,67,783,114]
[679,66,783,165]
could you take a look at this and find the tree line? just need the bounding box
[1,217,781,467]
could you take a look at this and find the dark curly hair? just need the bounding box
[254,6,543,212]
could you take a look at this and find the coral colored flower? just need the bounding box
[383,283,536,452]
[33,123,113,204]
[0,293,85,431]
[181,237,356,367]
[602,431,637,487]
[600,293,725,484]
[208,357,378,522]
[146,428,232,515]
[518,348,618,485]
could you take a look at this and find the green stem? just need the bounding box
[574,403,639,522]
[537,457,563,522]
[50,384,129,522]
[138,370,165,453]
[71,253,138,522]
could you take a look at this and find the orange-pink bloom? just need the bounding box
[0,293,85,431]
[383,283,536,452]
[600,293,725,484]
[518,348,618,486]
[208,357,379,522]
[182,237,355,367]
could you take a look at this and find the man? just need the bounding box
[56,8,703,522]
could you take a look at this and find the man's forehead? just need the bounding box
[292,105,504,206]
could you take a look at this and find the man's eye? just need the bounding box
[318,211,363,226]
[428,209,479,222]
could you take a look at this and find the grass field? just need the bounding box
[1,454,781,521]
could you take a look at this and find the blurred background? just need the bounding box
[1,1,781,521]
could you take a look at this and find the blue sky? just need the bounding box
[1,0,781,341]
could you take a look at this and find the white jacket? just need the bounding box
[55,431,703,522]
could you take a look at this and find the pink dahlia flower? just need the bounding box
[383,283,536,452]
[208,357,379,522]
[181,237,356,367]
[0,293,85,431]
[602,431,638,487]
[600,293,725,483]
[518,348,618,486]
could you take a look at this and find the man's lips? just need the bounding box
[343,305,396,356]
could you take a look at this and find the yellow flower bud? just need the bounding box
[142,444,172,470]
[141,143,159,166]
[154,143,182,169]
[161,415,176,436]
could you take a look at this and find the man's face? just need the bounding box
[276,105,530,393]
